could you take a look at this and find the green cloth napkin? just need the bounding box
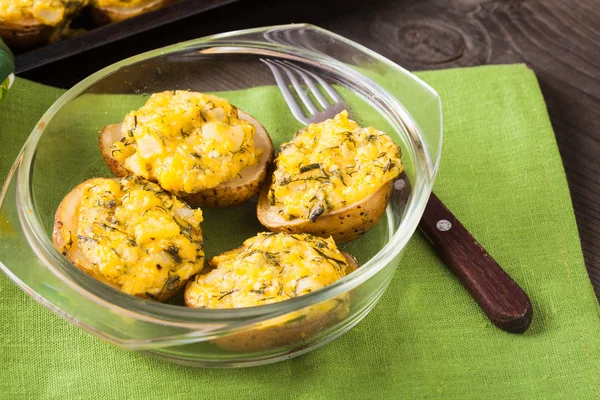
[2,65,600,399]
[0,38,14,102]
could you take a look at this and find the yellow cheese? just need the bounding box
[0,0,85,26]
[269,111,403,220]
[60,176,204,299]
[185,232,351,309]
[110,90,262,195]
[93,0,149,7]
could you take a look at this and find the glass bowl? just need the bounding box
[0,24,442,367]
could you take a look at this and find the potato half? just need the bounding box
[99,110,274,208]
[0,17,55,49]
[215,250,358,352]
[90,0,178,25]
[214,294,353,352]
[189,248,358,353]
[256,111,401,243]
[183,247,358,308]
[257,176,393,243]
[0,1,87,49]
[53,181,118,291]
[53,177,205,302]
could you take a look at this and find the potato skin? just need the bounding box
[53,178,199,302]
[201,251,358,353]
[182,172,266,208]
[98,125,130,177]
[52,181,125,294]
[257,176,393,243]
[98,111,274,208]
[181,143,274,208]
[0,20,54,49]
[213,297,350,353]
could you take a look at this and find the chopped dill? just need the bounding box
[268,189,276,206]
[308,204,325,222]
[313,247,346,268]
[218,290,236,301]
[299,163,321,173]
[165,245,182,264]
[77,235,97,244]
[165,275,181,291]
[145,292,158,300]
[258,297,275,302]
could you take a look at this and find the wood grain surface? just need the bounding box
[21,0,600,301]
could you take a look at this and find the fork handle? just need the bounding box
[418,193,533,333]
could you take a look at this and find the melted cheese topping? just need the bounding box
[57,176,204,299]
[110,90,262,195]
[93,0,151,8]
[185,233,351,309]
[268,111,403,221]
[0,0,85,26]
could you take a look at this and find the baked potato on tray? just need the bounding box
[0,0,180,49]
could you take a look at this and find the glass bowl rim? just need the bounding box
[14,23,442,325]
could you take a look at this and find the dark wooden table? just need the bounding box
[22,0,600,300]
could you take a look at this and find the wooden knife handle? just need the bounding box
[418,193,533,333]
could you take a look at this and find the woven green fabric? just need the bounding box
[0,38,13,102]
[1,64,600,399]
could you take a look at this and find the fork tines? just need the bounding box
[261,59,345,125]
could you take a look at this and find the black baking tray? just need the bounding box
[14,0,243,74]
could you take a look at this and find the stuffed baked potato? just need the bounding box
[53,175,205,301]
[0,0,86,48]
[184,232,358,351]
[99,90,274,208]
[258,111,403,242]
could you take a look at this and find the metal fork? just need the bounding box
[262,59,533,334]
[262,59,346,124]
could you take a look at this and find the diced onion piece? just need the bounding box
[137,135,163,158]
[124,153,149,178]
[124,154,149,178]
[202,122,220,141]
[32,4,64,25]
[227,125,245,150]
[210,107,226,121]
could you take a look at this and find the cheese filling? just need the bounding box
[0,0,85,26]
[58,176,204,299]
[268,111,403,221]
[110,90,262,195]
[93,0,153,8]
[185,232,351,309]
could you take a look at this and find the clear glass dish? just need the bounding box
[0,24,442,367]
